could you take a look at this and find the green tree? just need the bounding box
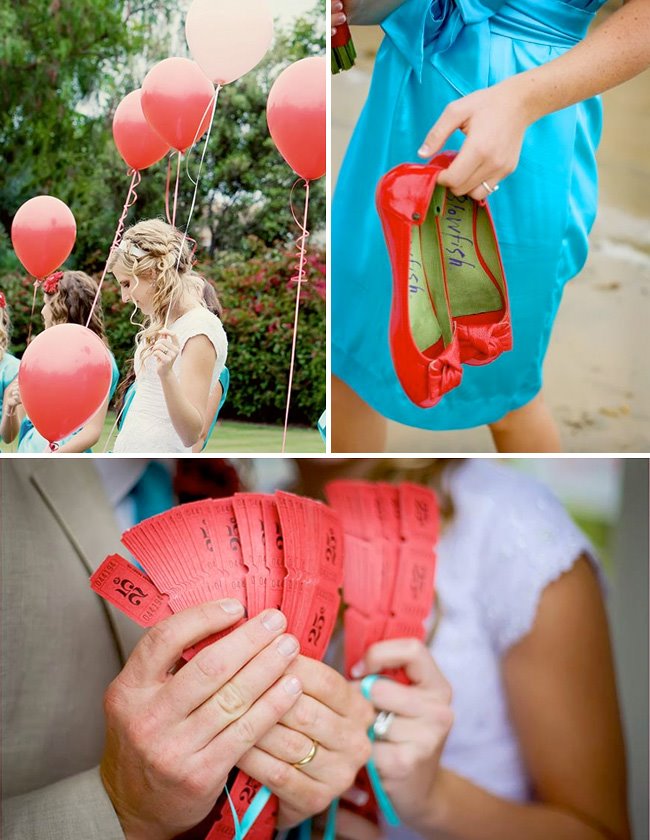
[1,0,325,268]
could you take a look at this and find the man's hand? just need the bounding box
[101,601,303,840]
[238,656,375,828]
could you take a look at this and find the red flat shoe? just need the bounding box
[376,152,463,408]
[377,153,512,405]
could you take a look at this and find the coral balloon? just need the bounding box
[18,324,112,445]
[266,57,326,181]
[185,0,274,85]
[141,58,215,153]
[11,196,76,279]
[113,89,170,170]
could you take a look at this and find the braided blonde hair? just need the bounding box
[107,219,206,361]
[0,304,10,362]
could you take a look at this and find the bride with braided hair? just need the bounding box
[109,218,228,453]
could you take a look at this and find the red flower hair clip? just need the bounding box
[42,271,64,295]
[0,291,6,309]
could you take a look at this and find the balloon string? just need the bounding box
[164,86,220,330]
[164,153,173,225]
[281,178,311,454]
[185,92,220,187]
[85,168,141,329]
[26,280,39,345]
[172,150,182,227]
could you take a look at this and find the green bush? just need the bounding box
[204,240,326,426]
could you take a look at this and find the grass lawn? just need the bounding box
[1,414,325,454]
[97,414,324,453]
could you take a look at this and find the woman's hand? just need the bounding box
[101,602,303,840]
[0,380,24,444]
[418,78,533,202]
[332,1,347,35]
[4,380,22,413]
[351,639,454,827]
[331,0,408,28]
[152,329,181,378]
[238,655,375,829]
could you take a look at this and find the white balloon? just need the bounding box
[185,0,274,85]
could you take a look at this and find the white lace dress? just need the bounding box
[388,459,597,840]
[113,307,228,453]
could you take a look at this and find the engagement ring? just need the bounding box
[481,181,499,194]
[372,710,395,741]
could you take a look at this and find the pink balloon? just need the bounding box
[185,0,274,85]
[11,196,76,279]
[113,89,170,170]
[141,58,215,153]
[266,57,326,181]
[19,324,112,445]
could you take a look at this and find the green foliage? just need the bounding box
[0,271,40,357]
[203,241,326,426]
[0,0,326,266]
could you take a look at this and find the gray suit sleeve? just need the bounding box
[2,766,126,840]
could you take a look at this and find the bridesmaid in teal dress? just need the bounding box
[0,292,20,425]
[331,0,650,452]
[2,272,119,453]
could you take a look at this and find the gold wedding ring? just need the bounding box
[293,738,319,767]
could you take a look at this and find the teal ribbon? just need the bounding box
[225,783,273,840]
[299,817,312,840]
[296,797,338,840]
[324,798,339,840]
[360,675,401,827]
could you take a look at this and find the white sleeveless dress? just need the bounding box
[387,459,598,840]
[113,307,228,453]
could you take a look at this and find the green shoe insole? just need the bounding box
[408,186,452,353]
[440,191,502,317]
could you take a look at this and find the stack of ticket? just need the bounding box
[91,491,344,840]
[325,480,439,822]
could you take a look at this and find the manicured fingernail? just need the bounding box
[333,2,343,9]
[277,634,299,657]
[283,675,303,695]
[262,610,286,631]
[350,661,365,678]
[220,599,244,614]
[418,146,431,157]
[334,12,346,24]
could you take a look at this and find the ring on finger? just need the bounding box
[481,180,499,194]
[372,710,395,741]
[293,738,319,768]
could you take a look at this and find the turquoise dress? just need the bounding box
[201,367,230,451]
[0,352,20,423]
[118,366,230,452]
[18,352,120,452]
[332,0,605,430]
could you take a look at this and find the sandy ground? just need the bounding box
[331,11,650,453]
